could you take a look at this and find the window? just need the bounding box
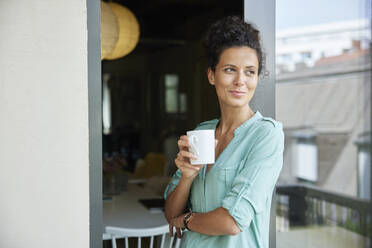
[179,93,187,113]
[358,148,370,200]
[164,74,187,114]
[355,132,371,200]
[301,51,312,60]
[165,74,179,113]
[291,130,318,182]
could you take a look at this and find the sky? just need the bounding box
[276,0,370,30]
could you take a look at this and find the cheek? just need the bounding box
[216,74,233,86]
[215,85,226,97]
[247,78,258,90]
[214,75,231,93]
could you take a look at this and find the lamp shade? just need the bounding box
[105,2,140,60]
[100,1,119,59]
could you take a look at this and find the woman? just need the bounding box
[163,16,284,248]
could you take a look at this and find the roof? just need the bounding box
[276,52,371,134]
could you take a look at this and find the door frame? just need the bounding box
[87,0,102,247]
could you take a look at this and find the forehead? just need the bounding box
[218,46,259,67]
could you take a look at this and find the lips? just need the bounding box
[229,90,246,97]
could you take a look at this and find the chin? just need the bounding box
[226,100,250,108]
[218,94,251,108]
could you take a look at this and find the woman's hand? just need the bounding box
[175,135,204,180]
[169,213,187,238]
[169,224,183,239]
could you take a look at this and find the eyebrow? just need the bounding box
[223,64,257,69]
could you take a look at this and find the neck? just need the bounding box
[217,104,255,136]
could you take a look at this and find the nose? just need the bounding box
[233,71,246,86]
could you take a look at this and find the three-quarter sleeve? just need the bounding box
[163,169,193,209]
[163,169,182,200]
[221,123,284,231]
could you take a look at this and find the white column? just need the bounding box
[0,1,100,247]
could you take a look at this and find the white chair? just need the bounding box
[103,233,126,247]
[103,233,112,240]
[105,224,181,248]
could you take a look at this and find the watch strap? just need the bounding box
[183,210,193,231]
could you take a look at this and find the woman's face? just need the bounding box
[208,46,259,109]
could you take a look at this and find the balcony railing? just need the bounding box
[276,184,371,239]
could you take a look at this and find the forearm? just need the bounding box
[164,176,194,221]
[187,207,241,236]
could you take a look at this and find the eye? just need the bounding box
[224,67,235,73]
[245,70,256,76]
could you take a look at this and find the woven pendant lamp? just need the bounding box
[105,2,140,60]
[100,1,119,59]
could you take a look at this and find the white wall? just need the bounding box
[0,1,91,247]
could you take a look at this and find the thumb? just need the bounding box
[215,139,218,148]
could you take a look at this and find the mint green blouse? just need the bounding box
[164,111,284,248]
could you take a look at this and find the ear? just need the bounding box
[207,68,215,86]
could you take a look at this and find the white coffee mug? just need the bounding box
[186,130,215,165]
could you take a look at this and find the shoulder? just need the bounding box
[194,118,219,130]
[253,116,284,145]
[259,115,282,128]
[256,115,283,134]
[247,117,284,157]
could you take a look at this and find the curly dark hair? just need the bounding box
[203,16,265,75]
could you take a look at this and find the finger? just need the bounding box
[176,153,188,163]
[183,162,201,171]
[174,157,199,171]
[169,224,173,237]
[180,153,190,163]
[175,158,200,171]
[194,164,204,170]
[179,143,191,153]
[215,139,219,148]
[176,151,196,165]
[178,150,198,160]
[177,139,190,148]
[176,152,182,159]
[180,136,192,151]
[176,227,182,238]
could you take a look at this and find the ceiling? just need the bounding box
[108,0,243,53]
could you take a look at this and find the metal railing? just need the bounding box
[276,184,371,237]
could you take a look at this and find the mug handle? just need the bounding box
[189,135,199,157]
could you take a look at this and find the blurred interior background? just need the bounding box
[101,0,242,194]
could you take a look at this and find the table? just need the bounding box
[103,183,168,230]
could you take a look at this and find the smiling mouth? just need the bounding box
[229,90,247,96]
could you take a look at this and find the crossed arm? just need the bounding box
[164,135,242,237]
[165,125,284,238]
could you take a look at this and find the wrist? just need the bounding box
[183,210,195,231]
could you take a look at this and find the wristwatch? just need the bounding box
[183,210,194,231]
